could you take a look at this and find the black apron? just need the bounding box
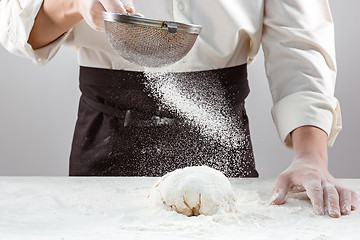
[69,64,259,178]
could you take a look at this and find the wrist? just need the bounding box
[72,0,83,21]
[292,154,328,169]
[292,125,328,167]
[29,0,83,49]
[42,0,83,30]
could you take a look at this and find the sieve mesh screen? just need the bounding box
[104,20,199,67]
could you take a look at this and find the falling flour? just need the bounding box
[144,66,246,148]
[140,64,256,177]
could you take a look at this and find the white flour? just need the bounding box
[144,66,246,149]
[140,65,257,177]
[1,177,359,240]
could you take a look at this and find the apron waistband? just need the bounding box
[82,95,178,127]
[79,65,248,88]
[79,65,250,123]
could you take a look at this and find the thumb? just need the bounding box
[123,0,135,13]
[270,175,291,205]
[100,0,127,14]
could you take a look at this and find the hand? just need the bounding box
[271,157,358,217]
[270,126,358,218]
[76,0,135,31]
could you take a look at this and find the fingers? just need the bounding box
[337,186,352,215]
[335,185,358,215]
[351,191,358,211]
[123,0,135,14]
[270,175,291,205]
[86,1,106,31]
[323,183,340,218]
[305,182,359,217]
[81,0,135,32]
[100,0,127,14]
[303,180,325,216]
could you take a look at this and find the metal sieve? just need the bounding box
[102,12,202,68]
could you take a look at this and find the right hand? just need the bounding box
[76,0,135,31]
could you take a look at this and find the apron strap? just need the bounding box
[82,95,127,119]
[79,64,250,126]
[82,95,178,127]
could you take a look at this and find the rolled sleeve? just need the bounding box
[272,91,342,148]
[0,0,71,65]
[262,0,341,147]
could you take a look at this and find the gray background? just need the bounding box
[0,0,359,177]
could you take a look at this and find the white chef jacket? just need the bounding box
[0,0,342,148]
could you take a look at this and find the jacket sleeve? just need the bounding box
[262,0,342,148]
[0,0,72,65]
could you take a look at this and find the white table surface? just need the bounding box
[0,177,359,240]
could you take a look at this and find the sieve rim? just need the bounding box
[102,12,202,34]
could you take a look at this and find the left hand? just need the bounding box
[270,126,358,218]
[270,157,358,217]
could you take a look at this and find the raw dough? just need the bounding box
[148,166,236,216]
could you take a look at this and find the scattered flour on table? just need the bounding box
[148,166,236,216]
[1,178,359,240]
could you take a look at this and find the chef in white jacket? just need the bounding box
[0,0,358,217]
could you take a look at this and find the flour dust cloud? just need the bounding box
[144,67,245,148]
[143,65,256,177]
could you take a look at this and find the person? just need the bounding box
[0,0,358,218]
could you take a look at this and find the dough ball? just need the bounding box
[148,166,236,216]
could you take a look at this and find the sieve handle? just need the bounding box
[130,12,178,34]
[163,22,178,34]
[103,11,201,34]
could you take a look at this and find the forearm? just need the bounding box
[28,0,82,49]
[291,125,328,168]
